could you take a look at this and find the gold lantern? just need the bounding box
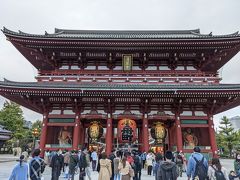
[88,121,103,142]
[150,122,166,144]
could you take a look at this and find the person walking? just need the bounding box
[146,151,154,175]
[68,150,79,180]
[50,149,64,180]
[154,153,163,180]
[175,152,184,177]
[79,148,88,180]
[98,152,112,180]
[118,157,131,180]
[208,158,229,180]
[109,150,116,180]
[84,149,92,180]
[113,151,121,180]
[234,153,240,176]
[133,152,142,180]
[9,155,29,180]
[91,149,98,171]
[186,147,208,180]
[29,149,45,180]
[63,150,70,178]
[140,152,147,169]
[157,151,178,180]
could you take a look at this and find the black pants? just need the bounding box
[92,160,97,171]
[147,165,152,175]
[142,160,146,169]
[134,171,141,180]
[79,168,85,180]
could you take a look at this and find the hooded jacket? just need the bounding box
[157,160,178,180]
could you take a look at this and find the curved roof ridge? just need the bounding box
[2,27,240,40]
[54,28,201,35]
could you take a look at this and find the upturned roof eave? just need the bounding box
[2,27,240,41]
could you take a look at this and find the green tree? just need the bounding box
[0,101,25,139]
[218,116,238,157]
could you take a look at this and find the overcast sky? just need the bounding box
[0,0,240,127]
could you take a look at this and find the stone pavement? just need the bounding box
[0,154,18,163]
[0,155,235,180]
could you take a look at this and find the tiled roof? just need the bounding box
[0,125,11,134]
[2,27,240,40]
[1,79,240,91]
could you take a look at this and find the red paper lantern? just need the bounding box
[117,119,137,143]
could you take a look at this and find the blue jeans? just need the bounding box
[114,173,121,180]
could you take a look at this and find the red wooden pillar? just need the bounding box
[73,113,80,150]
[175,115,183,152]
[138,128,142,152]
[40,112,48,157]
[142,114,149,152]
[79,121,84,147]
[208,115,218,157]
[106,115,113,156]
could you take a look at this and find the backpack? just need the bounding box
[211,166,226,180]
[193,156,208,180]
[79,153,88,168]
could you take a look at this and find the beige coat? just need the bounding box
[98,159,112,180]
[118,161,131,175]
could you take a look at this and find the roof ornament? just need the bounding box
[45,31,48,35]
[209,32,212,36]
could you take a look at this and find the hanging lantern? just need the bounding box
[87,121,103,143]
[150,122,166,144]
[117,119,137,143]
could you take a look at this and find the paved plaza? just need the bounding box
[0,154,235,180]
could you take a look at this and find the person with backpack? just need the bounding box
[79,148,88,180]
[50,149,64,180]
[132,152,142,180]
[68,150,79,180]
[208,158,229,180]
[234,153,240,176]
[154,153,163,180]
[175,153,184,177]
[156,150,178,180]
[187,147,208,180]
[29,149,45,180]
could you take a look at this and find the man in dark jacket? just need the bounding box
[69,150,79,180]
[79,148,88,180]
[50,149,64,180]
[133,152,142,180]
[108,150,116,180]
[157,151,178,180]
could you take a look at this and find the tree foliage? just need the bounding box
[218,116,238,157]
[0,101,25,139]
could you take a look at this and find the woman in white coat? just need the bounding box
[208,158,229,180]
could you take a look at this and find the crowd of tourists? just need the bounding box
[8,146,240,180]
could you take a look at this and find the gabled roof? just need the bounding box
[2,27,240,40]
[0,125,11,134]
